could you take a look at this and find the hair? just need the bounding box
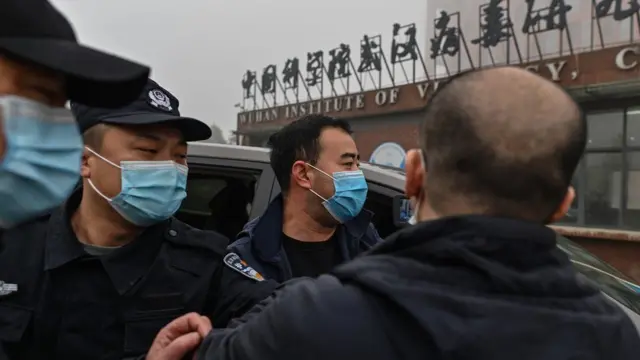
[420,67,586,221]
[82,123,106,151]
[268,114,352,193]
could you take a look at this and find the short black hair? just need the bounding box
[82,123,106,151]
[268,114,352,193]
[421,67,586,221]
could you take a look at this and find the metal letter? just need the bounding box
[615,46,639,70]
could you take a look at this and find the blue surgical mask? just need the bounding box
[0,96,83,228]
[85,147,188,226]
[307,163,368,223]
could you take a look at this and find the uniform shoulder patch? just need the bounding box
[223,253,264,282]
[0,281,18,297]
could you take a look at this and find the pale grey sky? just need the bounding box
[52,0,428,138]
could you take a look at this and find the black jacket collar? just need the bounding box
[246,195,374,263]
[359,215,577,289]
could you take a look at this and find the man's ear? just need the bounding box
[405,149,424,200]
[80,147,93,179]
[291,160,312,190]
[549,186,575,223]
[0,117,5,161]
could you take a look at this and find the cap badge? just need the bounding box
[148,89,173,112]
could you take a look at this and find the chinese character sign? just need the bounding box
[306,51,324,87]
[282,58,300,90]
[241,70,256,99]
[358,35,382,72]
[391,23,419,64]
[472,0,513,48]
[522,0,572,34]
[328,44,352,81]
[430,11,460,58]
[261,65,277,95]
[594,0,640,21]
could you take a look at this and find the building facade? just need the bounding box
[236,1,640,281]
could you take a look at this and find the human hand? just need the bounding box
[146,313,212,360]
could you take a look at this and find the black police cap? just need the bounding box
[0,0,150,108]
[71,79,213,142]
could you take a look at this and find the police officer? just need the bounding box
[0,0,150,228]
[229,115,381,282]
[0,79,276,360]
[152,67,640,360]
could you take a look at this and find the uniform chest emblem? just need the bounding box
[0,281,18,297]
[223,253,264,282]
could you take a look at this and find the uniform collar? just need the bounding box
[44,189,87,271]
[44,188,170,295]
[100,221,167,295]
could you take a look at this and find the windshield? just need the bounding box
[556,236,640,312]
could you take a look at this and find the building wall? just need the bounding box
[425,0,637,73]
[349,112,422,160]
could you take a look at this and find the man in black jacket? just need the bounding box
[149,66,640,360]
[228,115,381,282]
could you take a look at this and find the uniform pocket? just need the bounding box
[123,309,185,355]
[0,304,32,342]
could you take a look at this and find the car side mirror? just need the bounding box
[392,195,413,227]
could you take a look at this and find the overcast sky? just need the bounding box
[52,0,428,138]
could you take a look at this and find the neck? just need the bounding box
[417,203,438,222]
[282,195,335,242]
[417,196,484,222]
[71,188,142,247]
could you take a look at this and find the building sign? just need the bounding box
[238,44,640,128]
[239,20,431,112]
[369,142,407,169]
[239,81,439,126]
[239,1,640,110]
[238,1,640,129]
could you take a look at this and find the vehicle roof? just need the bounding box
[188,142,405,189]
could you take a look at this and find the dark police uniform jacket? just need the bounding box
[228,195,382,282]
[0,190,277,360]
[197,216,640,360]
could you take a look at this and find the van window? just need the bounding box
[176,168,261,239]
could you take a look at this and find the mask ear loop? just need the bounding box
[84,147,123,202]
[85,147,122,169]
[305,163,334,201]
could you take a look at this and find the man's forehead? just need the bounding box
[318,127,357,155]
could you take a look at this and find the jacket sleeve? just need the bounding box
[206,259,278,328]
[196,278,322,360]
[195,276,375,360]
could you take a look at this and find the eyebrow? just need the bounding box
[340,152,359,161]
